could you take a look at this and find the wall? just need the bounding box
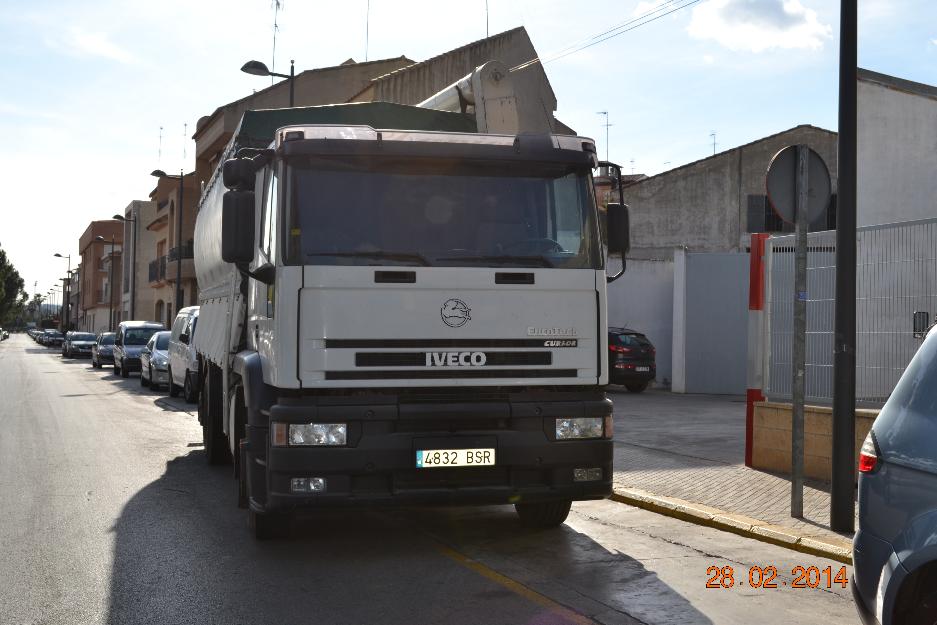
[857,71,937,227]
[606,258,674,385]
[621,125,838,260]
[673,250,750,394]
[751,401,876,480]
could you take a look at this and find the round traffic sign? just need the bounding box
[765,145,831,225]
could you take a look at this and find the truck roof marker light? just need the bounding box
[858,430,879,473]
[284,130,305,141]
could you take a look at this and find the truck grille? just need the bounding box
[355,352,551,367]
[325,369,578,380]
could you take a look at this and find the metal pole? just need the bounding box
[109,236,115,330]
[176,172,184,316]
[289,60,295,107]
[130,211,137,319]
[831,0,857,533]
[791,145,809,518]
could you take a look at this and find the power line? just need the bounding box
[511,0,702,72]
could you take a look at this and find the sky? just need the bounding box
[0,0,934,297]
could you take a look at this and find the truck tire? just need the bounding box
[120,359,130,378]
[248,509,288,540]
[183,371,198,404]
[515,499,572,528]
[168,367,181,397]
[202,363,230,465]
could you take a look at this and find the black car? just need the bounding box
[91,332,116,368]
[43,330,64,348]
[608,327,656,393]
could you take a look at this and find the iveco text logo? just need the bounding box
[425,352,487,367]
[441,299,471,328]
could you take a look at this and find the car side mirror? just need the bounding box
[179,333,189,345]
[222,190,255,263]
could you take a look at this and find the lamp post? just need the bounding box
[151,170,186,318]
[241,59,295,107]
[113,212,137,319]
[53,253,71,331]
[95,235,116,330]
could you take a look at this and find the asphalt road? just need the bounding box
[0,334,858,625]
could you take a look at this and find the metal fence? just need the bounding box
[764,217,937,405]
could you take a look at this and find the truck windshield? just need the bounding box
[283,158,601,269]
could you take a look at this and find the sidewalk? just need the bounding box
[608,389,856,563]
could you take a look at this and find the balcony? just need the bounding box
[149,256,167,284]
[165,242,195,283]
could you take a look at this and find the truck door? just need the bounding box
[249,167,278,379]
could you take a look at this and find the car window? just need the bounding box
[882,332,937,421]
[73,333,95,341]
[155,333,170,350]
[146,336,156,350]
[124,328,160,346]
[612,334,650,347]
[99,334,115,345]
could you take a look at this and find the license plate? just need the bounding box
[636,366,650,372]
[416,448,495,468]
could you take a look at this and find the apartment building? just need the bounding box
[77,221,123,334]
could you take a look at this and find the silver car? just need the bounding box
[140,331,171,390]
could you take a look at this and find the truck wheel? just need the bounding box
[183,372,198,404]
[625,382,648,393]
[515,499,572,528]
[248,510,289,540]
[120,359,130,378]
[168,367,180,397]
[202,364,230,465]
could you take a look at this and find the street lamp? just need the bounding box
[53,253,71,331]
[113,213,137,319]
[151,170,186,318]
[95,235,116,330]
[241,59,295,107]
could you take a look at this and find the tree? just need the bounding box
[0,248,27,325]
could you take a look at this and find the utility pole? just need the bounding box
[831,0,857,533]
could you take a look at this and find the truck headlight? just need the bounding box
[272,422,347,447]
[555,417,605,440]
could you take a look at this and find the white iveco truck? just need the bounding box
[193,63,630,537]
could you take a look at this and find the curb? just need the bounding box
[610,487,853,565]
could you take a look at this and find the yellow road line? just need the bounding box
[436,544,596,625]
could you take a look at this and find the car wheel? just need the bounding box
[141,366,150,387]
[120,359,130,378]
[168,367,180,397]
[515,499,572,528]
[909,590,937,625]
[625,381,649,393]
[114,360,121,376]
[183,372,198,404]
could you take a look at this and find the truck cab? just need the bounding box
[194,104,629,538]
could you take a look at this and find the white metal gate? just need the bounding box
[764,218,937,405]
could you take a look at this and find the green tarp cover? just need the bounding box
[234,102,477,150]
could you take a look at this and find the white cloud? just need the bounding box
[703,54,715,64]
[633,1,662,17]
[687,0,832,53]
[47,27,137,64]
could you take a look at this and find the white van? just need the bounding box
[168,306,199,403]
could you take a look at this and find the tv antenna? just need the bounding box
[271,0,283,82]
[710,131,717,155]
[596,111,612,162]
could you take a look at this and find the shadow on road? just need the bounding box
[104,451,713,625]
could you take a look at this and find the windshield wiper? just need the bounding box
[304,251,431,266]
[437,254,554,268]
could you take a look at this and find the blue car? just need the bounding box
[854,326,937,624]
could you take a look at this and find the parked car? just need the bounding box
[0,328,7,340]
[113,321,165,378]
[140,331,171,390]
[607,327,656,393]
[167,306,199,402]
[91,332,116,368]
[43,329,64,348]
[63,332,97,358]
[854,327,937,625]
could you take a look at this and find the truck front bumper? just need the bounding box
[248,391,614,513]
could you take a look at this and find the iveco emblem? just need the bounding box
[441,299,471,328]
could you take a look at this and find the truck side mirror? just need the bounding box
[222,158,256,191]
[222,190,255,263]
[607,202,630,255]
[913,311,931,339]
